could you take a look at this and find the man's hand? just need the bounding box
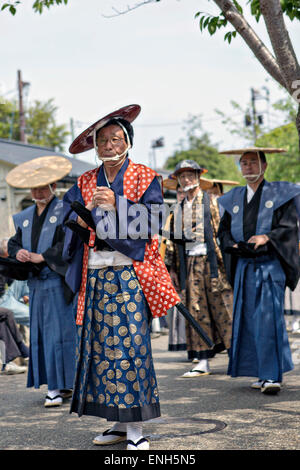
[16,250,44,264]
[247,234,269,250]
[29,253,45,264]
[93,186,116,210]
[16,249,31,263]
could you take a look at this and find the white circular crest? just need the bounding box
[265,200,273,209]
[233,205,239,214]
[49,216,57,224]
[23,219,29,228]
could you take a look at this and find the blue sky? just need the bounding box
[0,0,299,171]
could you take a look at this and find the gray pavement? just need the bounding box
[1,328,300,451]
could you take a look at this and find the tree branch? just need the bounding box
[259,0,300,94]
[212,0,287,89]
[102,0,155,18]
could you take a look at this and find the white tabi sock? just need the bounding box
[126,423,143,444]
[47,389,61,398]
[192,359,210,373]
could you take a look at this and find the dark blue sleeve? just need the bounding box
[62,183,85,261]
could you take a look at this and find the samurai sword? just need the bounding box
[175,302,214,348]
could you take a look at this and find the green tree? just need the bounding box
[213,89,300,181]
[0,96,69,151]
[164,115,242,182]
[0,98,20,140]
[100,0,300,148]
[194,0,300,148]
[0,0,68,15]
[256,123,300,182]
[215,86,298,143]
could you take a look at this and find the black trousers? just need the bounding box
[0,307,24,364]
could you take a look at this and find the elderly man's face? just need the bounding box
[177,170,198,189]
[31,184,54,202]
[96,124,127,164]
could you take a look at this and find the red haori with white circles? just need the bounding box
[74,160,180,325]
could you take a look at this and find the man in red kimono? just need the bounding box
[63,105,180,450]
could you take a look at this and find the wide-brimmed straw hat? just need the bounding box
[69,104,141,154]
[163,176,213,191]
[5,156,72,189]
[219,147,287,156]
[210,178,240,186]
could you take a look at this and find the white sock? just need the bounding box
[126,423,143,443]
[110,422,127,433]
[47,389,60,398]
[192,359,210,373]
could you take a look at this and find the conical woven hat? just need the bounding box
[69,104,141,154]
[211,179,240,186]
[6,156,72,189]
[219,147,286,155]
[163,176,213,191]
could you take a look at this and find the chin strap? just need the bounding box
[177,173,201,192]
[242,151,265,183]
[32,185,55,204]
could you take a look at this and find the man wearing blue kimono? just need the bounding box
[6,156,76,407]
[218,147,300,394]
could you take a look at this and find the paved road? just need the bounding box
[1,329,300,452]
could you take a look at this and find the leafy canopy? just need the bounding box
[164,115,242,183]
[195,0,300,44]
[0,96,69,151]
[0,0,68,15]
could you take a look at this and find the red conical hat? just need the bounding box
[69,104,141,154]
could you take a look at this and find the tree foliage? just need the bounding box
[164,115,242,183]
[0,0,68,15]
[0,96,69,150]
[213,89,300,181]
[257,123,300,182]
[196,1,300,44]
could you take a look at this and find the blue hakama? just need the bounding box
[228,255,293,383]
[27,273,76,390]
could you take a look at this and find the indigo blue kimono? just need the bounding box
[218,181,300,382]
[8,197,76,390]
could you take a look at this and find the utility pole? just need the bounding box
[150,137,164,169]
[70,118,77,158]
[17,70,27,143]
[250,88,257,143]
[246,87,270,143]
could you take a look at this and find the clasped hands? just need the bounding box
[233,234,269,250]
[78,186,116,228]
[16,250,44,264]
